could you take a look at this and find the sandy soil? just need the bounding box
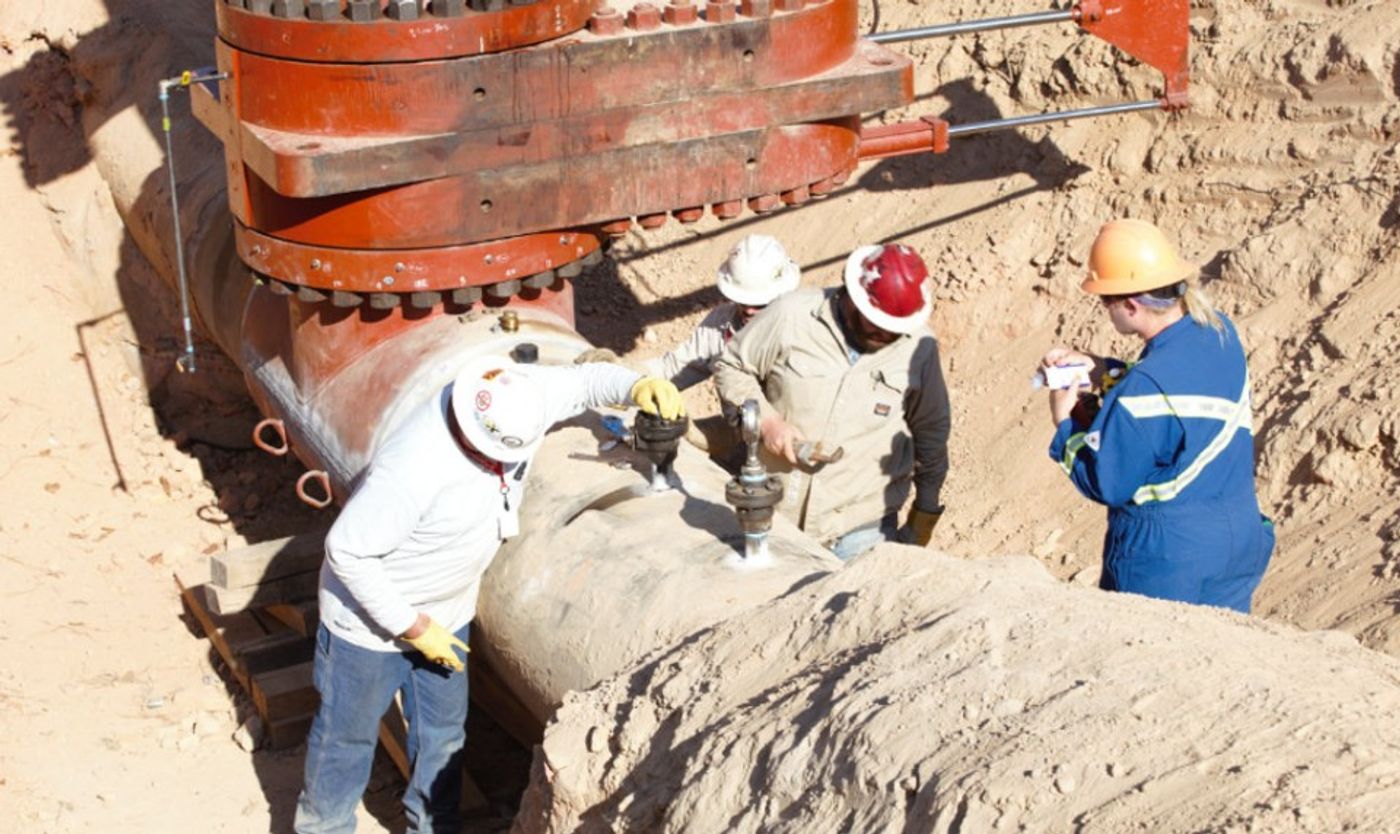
[518,547,1400,833]
[1,0,1397,831]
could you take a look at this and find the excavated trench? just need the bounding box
[5,0,1399,829]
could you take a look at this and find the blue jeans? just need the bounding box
[294,623,470,834]
[829,514,900,561]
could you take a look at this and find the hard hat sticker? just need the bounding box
[501,436,524,448]
[476,390,492,411]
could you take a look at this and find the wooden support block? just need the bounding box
[239,629,316,674]
[210,532,327,589]
[177,574,259,689]
[177,576,315,722]
[265,602,319,637]
[206,569,321,615]
[252,661,318,722]
[265,711,317,750]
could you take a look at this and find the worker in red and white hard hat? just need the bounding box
[714,242,951,559]
[296,356,682,834]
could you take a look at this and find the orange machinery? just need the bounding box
[189,0,1188,502]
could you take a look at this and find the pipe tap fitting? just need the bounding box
[632,410,688,491]
[725,399,784,560]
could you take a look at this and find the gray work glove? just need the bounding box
[574,347,621,364]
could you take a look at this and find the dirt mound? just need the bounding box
[516,546,1400,833]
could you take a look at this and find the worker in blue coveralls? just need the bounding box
[1040,218,1274,613]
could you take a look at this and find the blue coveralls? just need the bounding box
[1048,314,1274,613]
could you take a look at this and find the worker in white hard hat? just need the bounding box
[575,234,801,389]
[295,356,682,834]
[1042,218,1273,612]
[646,234,802,389]
[714,242,951,559]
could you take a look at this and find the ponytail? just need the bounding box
[1181,281,1225,334]
[1140,274,1225,335]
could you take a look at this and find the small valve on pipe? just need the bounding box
[632,409,688,491]
[724,399,784,562]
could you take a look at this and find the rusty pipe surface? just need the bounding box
[239,298,584,492]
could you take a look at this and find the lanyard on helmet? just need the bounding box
[461,446,510,509]
[449,407,518,511]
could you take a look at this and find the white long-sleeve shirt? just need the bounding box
[319,362,640,651]
[643,304,740,390]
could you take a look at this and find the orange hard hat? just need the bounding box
[1081,219,1195,296]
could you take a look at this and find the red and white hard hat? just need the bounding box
[450,355,548,463]
[842,243,933,335]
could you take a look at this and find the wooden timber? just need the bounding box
[206,569,320,615]
[178,567,495,811]
[210,532,326,589]
[176,570,318,749]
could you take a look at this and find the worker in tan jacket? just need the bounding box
[714,243,951,558]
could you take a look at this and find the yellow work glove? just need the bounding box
[630,377,686,419]
[402,619,469,673]
[903,508,943,547]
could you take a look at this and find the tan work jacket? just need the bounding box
[714,288,951,544]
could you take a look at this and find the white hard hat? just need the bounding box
[450,355,548,464]
[715,234,801,307]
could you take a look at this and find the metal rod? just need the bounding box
[158,85,197,374]
[869,9,1074,44]
[947,99,1163,137]
[157,70,228,374]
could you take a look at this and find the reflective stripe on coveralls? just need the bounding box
[1060,433,1088,475]
[1061,377,1252,505]
[1129,379,1252,504]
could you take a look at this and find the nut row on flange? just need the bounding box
[257,248,604,309]
[225,0,540,20]
[587,0,825,33]
[599,165,854,236]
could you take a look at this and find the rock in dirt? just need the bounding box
[231,716,263,753]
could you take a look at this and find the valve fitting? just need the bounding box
[724,399,783,560]
[632,410,689,491]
